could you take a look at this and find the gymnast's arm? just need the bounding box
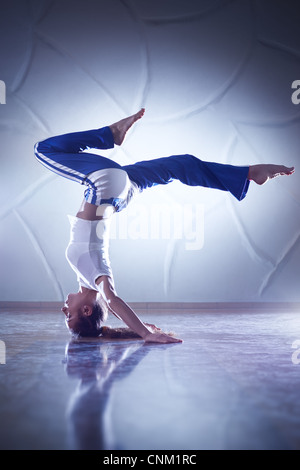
[96,276,182,344]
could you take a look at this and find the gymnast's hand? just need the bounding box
[143,331,182,344]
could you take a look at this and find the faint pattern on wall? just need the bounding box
[0,0,299,302]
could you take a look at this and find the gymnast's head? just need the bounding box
[61,291,107,337]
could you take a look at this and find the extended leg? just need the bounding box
[123,154,250,201]
[123,156,295,202]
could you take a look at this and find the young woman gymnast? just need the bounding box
[34,108,294,343]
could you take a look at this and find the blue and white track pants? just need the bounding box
[35,126,250,211]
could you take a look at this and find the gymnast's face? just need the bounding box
[61,292,85,332]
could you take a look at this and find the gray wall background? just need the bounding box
[0,0,299,303]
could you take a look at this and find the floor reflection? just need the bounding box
[2,310,300,450]
[63,339,151,450]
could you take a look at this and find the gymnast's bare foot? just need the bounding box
[248,164,295,185]
[110,108,145,146]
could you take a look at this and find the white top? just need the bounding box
[65,215,113,290]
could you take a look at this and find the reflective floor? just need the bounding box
[1,308,300,450]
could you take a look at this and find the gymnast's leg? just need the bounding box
[34,108,145,181]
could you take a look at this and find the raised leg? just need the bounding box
[123,154,250,201]
[109,108,145,146]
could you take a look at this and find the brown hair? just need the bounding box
[100,326,141,339]
[70,300,107,338]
